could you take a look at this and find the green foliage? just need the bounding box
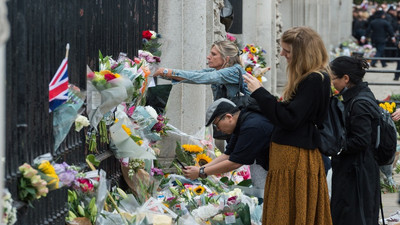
[174,141,194,166]
[86,154,100,167]
[237,179,252,187]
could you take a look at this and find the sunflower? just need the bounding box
[194,186,205,195]
[250,46,257,54]
[196,154,212,166]
[182,144,203,153]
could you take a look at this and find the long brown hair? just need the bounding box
[281,26,330,101]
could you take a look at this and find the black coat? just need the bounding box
[366,18,395,44]
[331,82,380,225]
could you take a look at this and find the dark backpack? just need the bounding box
[318,95,346,156]
[350,96,397,166]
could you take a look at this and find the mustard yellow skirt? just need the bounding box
[262,142,332,225]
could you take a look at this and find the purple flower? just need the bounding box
[59,170,78,187]
[53,162,69,174]
[151,167,164,176]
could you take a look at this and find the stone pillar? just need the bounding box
[0,0,9,210]
[157,0,225,161]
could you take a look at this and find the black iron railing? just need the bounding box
[5,0,158,224]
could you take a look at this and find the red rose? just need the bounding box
[142,30,153,40]
[104,73,116,81]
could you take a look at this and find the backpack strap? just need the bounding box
[349,96,380,149]
[220,68,247,98]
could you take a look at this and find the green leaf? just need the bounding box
[237,179,252,187]
[86,154,100,167]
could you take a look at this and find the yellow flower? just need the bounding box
[250,46,257,53]
[245,67,252,72]
[182,144,203,153]
[122,124,132,136]
[115,118,119,123]
[196,154,212,166]
[38,161,56,175]
[193,186,205,195]
[99,70,113,75]
[257,76,262,82]
[136,140,143,146]
[391,102,396,108]
[114,73,121,78]
[46,173,60,189]
[163,203,170,208]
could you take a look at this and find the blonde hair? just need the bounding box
[281,26,330,101]
[212,40,242,68]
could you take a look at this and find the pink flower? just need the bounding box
[76,178,94,192]
[227,196,238,205]
[127,106,136,117]
[87,72,95,80]
[224,212,235,216]
[104,73,117,81]
[226,33,236,42]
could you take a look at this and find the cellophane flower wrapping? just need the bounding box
[109,105,156,160]
[53,84,86,150]
[86,66,133,130]
[130,106,160,142]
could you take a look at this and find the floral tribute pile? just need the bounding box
[5,30,264,225]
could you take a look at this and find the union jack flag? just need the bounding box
[49,58,68,112]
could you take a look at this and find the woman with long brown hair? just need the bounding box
[244,26,333,225]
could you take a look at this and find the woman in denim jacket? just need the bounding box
[153,40,249,99]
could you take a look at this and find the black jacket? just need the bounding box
[251,72,331,150]
[331,82,380,225]
[366,18,395,44]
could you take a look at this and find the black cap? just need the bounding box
[205,98,238,126]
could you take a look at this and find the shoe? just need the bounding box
[394,78,399,81]
[382,64,388,68]
[371,64,377,67]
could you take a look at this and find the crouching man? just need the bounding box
[183,98,274,189]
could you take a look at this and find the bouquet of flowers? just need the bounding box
[2,189,17,225]
[241,44,269,82]
[18,163,49,206]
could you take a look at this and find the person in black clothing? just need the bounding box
[330,56,380,225]
[182,98,273,189]
[362,10,396,67]
[352,9,369,45]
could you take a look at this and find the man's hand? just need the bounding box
[360,36,366,44]
[183,166,200,180]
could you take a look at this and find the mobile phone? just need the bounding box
[175,158,186,169]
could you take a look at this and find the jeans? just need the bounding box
[371,42,387,67]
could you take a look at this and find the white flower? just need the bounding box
[75,115,90,132]
[150,31,157,39]
[191,204,219,221]
[251,197,259,205]
[145,106,158,120]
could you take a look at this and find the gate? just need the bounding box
[5,0,158,224]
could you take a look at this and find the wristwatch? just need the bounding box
[199,167,207,178]
[162,68,169,77]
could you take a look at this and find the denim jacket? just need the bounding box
[171,64,250,100]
